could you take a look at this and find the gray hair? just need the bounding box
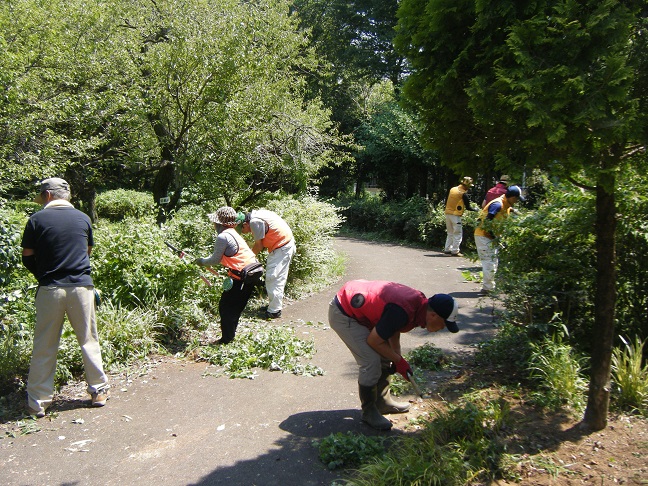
[48,186,71,201]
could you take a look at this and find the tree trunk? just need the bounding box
[583,161,617,431]
[65,164,98,223]
[153,159,175,225]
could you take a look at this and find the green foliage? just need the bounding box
[611,336,648,416]
[527,331,587,413]
[337,193,435,244]
[355,93,437,200]
[294,0,403,132]
[407,342,447,371]
[198,324,324,379]
[615,164,648,340]
[474,323,534,376]
[0,203,37,394]
[387,341,446,397]
[162,205,215,256]
[497,175,648,348]
[91,218,218,308]
[396,0,647,175]
[461,269,482,283]
[0,314,33,395]
[0,206,23,287]
[0,0,349,213]
[313,432,386,470]
[97,303,165,370]
[347,397,512,485]
[95,189,156,221]
[417,201,447,248]
[53,327,85,385]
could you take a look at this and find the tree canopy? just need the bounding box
[0,0,349,220]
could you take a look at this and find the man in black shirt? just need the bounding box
[21,178,109,417]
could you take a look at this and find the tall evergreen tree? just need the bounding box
[396,0,648,429]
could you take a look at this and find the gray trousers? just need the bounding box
[328,299,389,387]
[27,286,108,413]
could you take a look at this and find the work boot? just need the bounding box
[376,370,410,414]
[358,384,392,430]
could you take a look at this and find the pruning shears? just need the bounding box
[165,241,218,287]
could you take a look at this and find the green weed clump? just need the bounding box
[97,303,165,370]
[390,342,450,396]
[527,331,587,413]
[199,324,324,379]
[474,323,534,376]
[314,432,386,470]
[346,397,513,485]
[407,342,448,370]
[611,336,648,416]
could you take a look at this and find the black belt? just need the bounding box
[333,295,350,317]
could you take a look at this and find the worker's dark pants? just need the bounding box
[219,279,256,343]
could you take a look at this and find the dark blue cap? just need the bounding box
[428,294,459,333]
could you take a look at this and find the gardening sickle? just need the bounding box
[406,370,424,398]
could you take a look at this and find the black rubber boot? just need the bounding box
[376,369,410,414]
[358,384,392,430]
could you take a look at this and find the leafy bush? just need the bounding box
[496,184,596,341]
[162,204,215,257]
[314,432,386,470]
[0,315,33,394]
[611,336,648,416]
[419,200,449,248]
[497,174,648,351]
[95,189,156,221]
[91,218,218,309]
[0,202,37,394]
[337,193,479,253]
[0,201,25,288]
[264,193,345,296]
[337,193,433,243]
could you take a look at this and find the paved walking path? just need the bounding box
[1,237,498,485]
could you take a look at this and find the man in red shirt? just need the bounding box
[481,175,510,208]
[329,280,459,430]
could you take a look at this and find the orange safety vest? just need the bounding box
[445,185,468,216]
[254,209,293,252]
[220,228,257,280]
[474,195,513,238]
